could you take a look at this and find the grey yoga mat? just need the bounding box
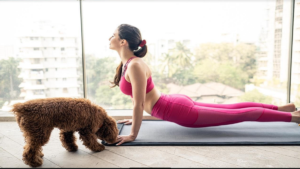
[101,119,300,146]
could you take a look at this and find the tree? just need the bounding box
[171,41,193,68]
[111,91,132,109]
[238,89,273,104]
[194,42,257,83]
[85,55,117,100]
[159,41,193,85]
[0,57,22,106]
[193,58,248,90]
[159,53,178,78]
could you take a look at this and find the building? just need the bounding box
[292,0,300,86]
[16,21,83,100]
[257,0,300,86]
[255,0,300,103]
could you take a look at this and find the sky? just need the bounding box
[0,0,277,56]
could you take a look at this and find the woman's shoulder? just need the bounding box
[128,57,145,68]
[128,57,152,76]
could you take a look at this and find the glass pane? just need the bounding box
[83,0,293,112]
[0,0,83,115]
[291,0,300,108]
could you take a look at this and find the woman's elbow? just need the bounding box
[133,102,145,109]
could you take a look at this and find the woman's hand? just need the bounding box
[117,119,133,125]
[115,135,136,146]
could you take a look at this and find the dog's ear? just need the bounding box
[96,115,118,143]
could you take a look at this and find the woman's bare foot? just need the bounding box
[291,110,300,124]
[278,103,296,112]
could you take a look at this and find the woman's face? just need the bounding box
[109,29,122,50]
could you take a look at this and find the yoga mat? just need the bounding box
[102,120,300,146]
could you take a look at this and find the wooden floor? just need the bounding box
[1,122,300,168]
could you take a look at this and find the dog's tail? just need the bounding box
[10,102,27,125]
[10,102,26,115]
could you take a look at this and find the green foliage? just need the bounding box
[95,85,117,106]
[85,55,118,100]
[238,89,273,104]
[159,42,192,75]
[193,59,248,90]
[194,42,257,81]
[0,57,22,104]
[172,67,198,86]
[111,91,132,109]
[216,61,249,91]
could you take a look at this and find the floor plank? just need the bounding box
[269,146,300,153]
[250,146,300,159]
[0,134,60,168]
[178,146,300,167]
[107,146,208,167]
[78,144,148,168]
[0,148,30,168]
[149,146,241,168]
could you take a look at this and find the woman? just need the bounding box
[109,24,300,146]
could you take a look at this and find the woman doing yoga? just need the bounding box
[109,24,300,146]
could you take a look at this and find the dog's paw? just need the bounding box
[23,156,43,167]
[67,145,78,152]
[92,144,105,152]
[37,150,44,158]
[39,152,44,158]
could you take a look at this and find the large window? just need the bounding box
[291,0,300,106]
[0,0,83,113]
[82,0,296,109]
[0,0,298,115]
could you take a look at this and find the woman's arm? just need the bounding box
[127,61,147,139]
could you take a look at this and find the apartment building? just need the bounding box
[17,21,82,100]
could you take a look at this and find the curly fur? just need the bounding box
[11,97,119,167]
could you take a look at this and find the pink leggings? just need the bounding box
[151,93,292,128]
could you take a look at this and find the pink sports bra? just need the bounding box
[119,56,155,98]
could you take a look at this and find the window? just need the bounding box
[63,88,68,93]
[36,79,42,85]
[33,58,40,64]
[33,89,44,95]
[81,0,294,109]
[0,0,83,111]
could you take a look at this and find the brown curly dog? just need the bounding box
[11,97,119,167]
